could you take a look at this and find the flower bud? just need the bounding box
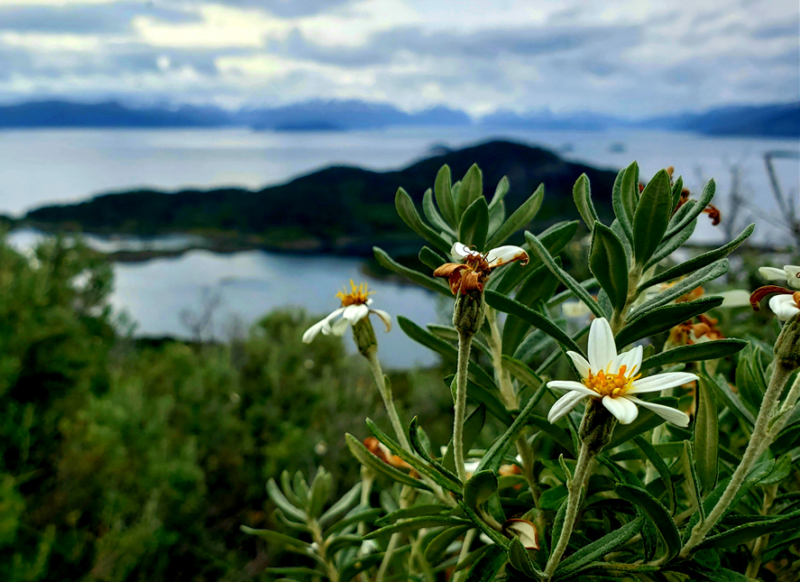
[774,313,800,371]
[579,398,616,453]
[352,316,377,357]
[453,289,486,337]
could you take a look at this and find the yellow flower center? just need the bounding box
[582,365,641,398]
[336,280,373,307]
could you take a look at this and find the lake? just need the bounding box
[2,127,798,367]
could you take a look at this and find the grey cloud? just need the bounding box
[163,0,355,18]
[0,2,199,34]
[752,20,800,40]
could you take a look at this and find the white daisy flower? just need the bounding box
[759,265,800,290]
[434,242,529,295]
[302,280,391,343]
[546,317,697,427]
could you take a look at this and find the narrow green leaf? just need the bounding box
[589,222,629,312]
[633,436,676,514]
[376,504,451,526]
[664,178,716,239]
[267,479,308,523]
[701,368,756,427]
[326,534,365,556]
[459,196,490,251]
[465,544,507,582]
[633,169,672,266]
[409,416,461,484]
[695,377,719,495]
[319,482,362,527]
[266,567,323,577]
[485,183,544,249]
[339,553,385,582]
[345,433,431,491]
[240,525,310,550]
[616,296,724,348]
[365,516,471,540]
[485,290,585,355]
[307,468,331,519]
[501,355,543,391]
[700,510,800,549]
[455,164,483,222]
[502,264,559,354]
[489,175,509,209]
[671,175,684,211]
[395,187,453,254]
[645,217,697,270]
[682,441,706,522]
[425,525,472,563]
[640,339,748,371]
[620,161,639,226]
[444,404,490,471]
[507,537,542,578]
[525,230,605,319]
[639,224,755,290]
[373,247,451,297]
[423,188,456,236]
[611,167,633,242]
[631,260,729,316]
[573,173,599,229]
[444,376,512,426]
[527,414,575,455]
[418,246,446,271]
[553,517,643,579]
[435,164,457,225]
[616,484,681,562]
[323,509,383,538]
[464,471,498,510]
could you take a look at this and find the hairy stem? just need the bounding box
[366,349,411,453]
[680,362,794,557]
[376,532,401,582]
[543,440,594,580]
[454,330,474,482]
[452,529,477,582]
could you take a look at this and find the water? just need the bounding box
[2,127,798,367]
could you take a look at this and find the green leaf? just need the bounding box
[502,265,559,354]
[611,166,634,242]
[323,508,383,537]
[444,375,512,426]
[326,534,364,556]
[240,525,310,551]
[645,217,697,270]
[633,169,673,266]
[501,356,543,391]
[459,196,490,252]
[418,246,446,271]
[573,173,600,230]
[553,517,644,579]
[619,162,639,226]
[488,220,579,294]
[435,164,457,226]
[682,441,706,522]
[507,537,542,578]
[695,377,719,495]
[465,544,507,582]
[265,567,323,577]
[606,397,680,450]
[365,516,471,540]
[373,247,451,297]
[616,484,681,562]
[339,553,385,582]
[490,175,509,209]
[701,368,756,428]
[395,187,453,254]
[527,414,575,455]
[455,164,483,222]
[671,175,684,211]
[366,418,461,493]
[425,525,472,563]
[485,290,585,355]
[589,222,629,312]
[319,482,362,527]
[700,510,800,549]
[398,316,498,391]
[477,383,548,473]
[376,504,451,526]
[267,479,308,523]
[633,436,676,514]
[486,183,543,249]
[525,230,605,319]
[540,484,568,510]
[759,453,793,485]
[616,296,724,348]
[444,404,490,471]
[307,467,332,519]
[640,339,748,372]
[639,223,755,291]
[464,471,498,510]
[409,416,462,484]
[423,188,456,236]
[665,179,716,239]
[345,433,431,491]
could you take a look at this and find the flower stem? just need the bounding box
[680,362,795,557]
[454,330,474,482]
[376,532,400,582]
[452,529,477,582]
[543,440,594,580]
[366,348,411,453]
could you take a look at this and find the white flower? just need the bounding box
[759,265,800,290]
[302,280,391,343]
[769,294,800,321]
[547,318,696,427]
[450,242,529,268]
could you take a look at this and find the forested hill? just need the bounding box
[24,140,619,254]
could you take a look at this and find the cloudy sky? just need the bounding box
[0,0,797,116]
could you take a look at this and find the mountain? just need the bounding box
[22,140,618,255]
[480,109,628,131]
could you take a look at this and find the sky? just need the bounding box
[0,0,797,116]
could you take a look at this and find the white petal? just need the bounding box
[629,372,698,394]
[329,316,351,336]
[343,303,369,323]
[769,295,800,321]
[627,396,690,427]
[371,309,392,332]
[566,351,591,378]
[760,266,788,282]
[718,290,752,308]
[302,319,328,343]
[588,317,617,373]
[547,380,598,398]
[613,345,642,376]
[547,392,587,424]
[602,396,639,424]
[785,266,800,290]
[451,242,475,261]
[486,245,528,267]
